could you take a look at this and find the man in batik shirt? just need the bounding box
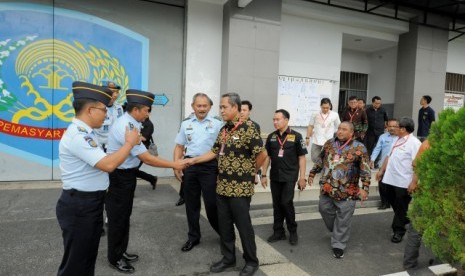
[340,95,368,142]
[190,92,267,276]
[308,121,371,259]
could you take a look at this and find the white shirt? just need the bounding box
[59,118,108,191]
[107,112,147,169]
[308,110,341,146]
[382,133,421,188]
[94,103,124,146]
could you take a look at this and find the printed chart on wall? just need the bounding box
[444,93,464,111]
[277,75,334,126]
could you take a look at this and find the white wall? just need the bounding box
[185,0,224,116]
[279,14,343,108]
[368,46,398,104]
[341,49,371,74]
[446,38,465,75]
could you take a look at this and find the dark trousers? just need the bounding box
[183,160,219,242]
[378,181,390,206]
[106,168,137,264]
[179,181,184,198]
[136,161,156,183]
[385,184,412,236]
[56,189,106,276]
[217,195,258,266]
[365,133,381,156]
[270,180,297,234]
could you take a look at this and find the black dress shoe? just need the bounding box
[210,259,236,273]
[378,205,387,210]
[391,233,403,243]
[150,176,158,190]
[109,258,135,274]
[267,232,286,243]
[122,252,139,263]
[175,197,185,206]
[289,232,298,245]
[240,264,258,276]
[181,240,199,252]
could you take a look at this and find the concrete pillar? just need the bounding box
[394,18,449,121]
[221,0,282,133]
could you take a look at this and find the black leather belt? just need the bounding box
[64,189,106,198]
[116,168,138,171]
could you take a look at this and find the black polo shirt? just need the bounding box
[265,127,307,182]
[366,105,388,136]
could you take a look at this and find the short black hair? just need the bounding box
[357,98,366,104]
[241,100,252,110]
[348,95,358,101]
[320,98,331,106]
[222,92,241,109]
[422,95,432,104]
[398,117,415,133]
[126,102,147,113]
[73,98,99,115]
[372,96,381,102]
[275,109,290,120]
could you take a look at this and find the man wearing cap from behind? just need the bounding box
[94,80,124,152]
[94,80,124,237]
[56,81,140,276]
[106,89,189,273]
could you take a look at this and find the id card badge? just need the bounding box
[219,144,225,156]
[278,148,284,157]
[333,154,340,162]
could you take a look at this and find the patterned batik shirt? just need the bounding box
[212,118,265,197]
[309,137,371,201]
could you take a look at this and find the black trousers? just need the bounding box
[106,168,137,264]
[385,184,412,236]
[378,181,390,206]
[179,181,184,198]
[365,133,381,156]
[270,180,297,234]
[136,161,156,183]
[56,189,106,276]
[183,160,219,242]
[217,195,258,266]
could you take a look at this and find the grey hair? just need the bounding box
[340,121,354,132]
[399,117,415,133]
[192,93,213,106]
[221,92,241,108]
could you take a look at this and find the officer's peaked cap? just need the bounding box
[126,89,154,107]
[102,79,121,90]
[72,81,113,106]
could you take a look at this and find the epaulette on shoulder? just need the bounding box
[213,115,223,122]
[77,126,88,133]
[182,116,192,122]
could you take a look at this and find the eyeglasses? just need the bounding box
[91,106,108,113]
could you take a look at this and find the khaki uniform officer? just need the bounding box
[106,89,188,274]
[56,81,140,276]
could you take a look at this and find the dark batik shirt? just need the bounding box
[212,118,265,197]
[309,137,371,201]
[341,108,368,139]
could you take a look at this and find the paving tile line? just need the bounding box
[381,264,457,276]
